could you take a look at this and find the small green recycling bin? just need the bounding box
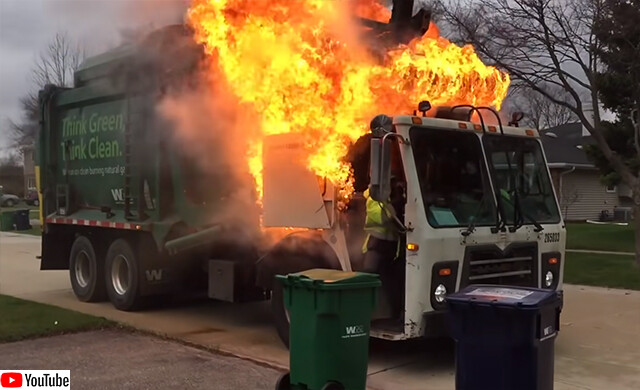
[275,269,381,390]
[0,211,15,231]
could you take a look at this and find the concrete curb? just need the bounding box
[566,249,634,256]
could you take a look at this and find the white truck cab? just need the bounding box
[263,106,566,342]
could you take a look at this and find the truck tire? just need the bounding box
[69,236,106,302]
[271,280,291,348]
[105,238,144,311]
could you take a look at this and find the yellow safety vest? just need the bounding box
[362,189,402,257]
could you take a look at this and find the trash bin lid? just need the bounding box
[278,268,381,290]
[446,284,560,309]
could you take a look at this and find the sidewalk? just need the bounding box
[566,249,634,256]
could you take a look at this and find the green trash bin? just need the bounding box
[0,211,15,231]
[275,268,381,390]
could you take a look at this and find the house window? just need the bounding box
[606,184,617,193]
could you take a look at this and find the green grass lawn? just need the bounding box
[566,222,635,253]
[0,202,38,211]
[0,204,39,219]
[564,252,640,290]
[0,295,114,343]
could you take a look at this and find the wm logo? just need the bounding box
[111,188,124,202]
[345,325,364,335]
[145,269,163,282]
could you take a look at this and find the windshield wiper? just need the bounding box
[493,188,508,233]
[524,213,544,232]
[509,189,544,233]
[449,104,508,234]
[462,194,487,237]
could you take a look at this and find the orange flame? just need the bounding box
[187,0,510,202]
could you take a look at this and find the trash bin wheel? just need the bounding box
[321,381,344,390]
[275,372,291,390]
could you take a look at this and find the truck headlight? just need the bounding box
[434,284,447,303]
[545,271,554,287]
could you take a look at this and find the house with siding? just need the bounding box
[22,144,36,195]
[540,123,632,221]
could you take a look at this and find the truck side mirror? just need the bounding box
[418,100,431,116]
[369,137,392,202]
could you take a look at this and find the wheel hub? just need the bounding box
[111,255,130,296]
[74,250,91,288]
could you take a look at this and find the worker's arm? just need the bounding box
[380,202,407,234]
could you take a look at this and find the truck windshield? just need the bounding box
[410,127,497,228]
[482,134,560,226]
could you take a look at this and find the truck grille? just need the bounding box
[461,244,537,288]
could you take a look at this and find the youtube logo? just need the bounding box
[0,370,70,389]
[0,372,22,388]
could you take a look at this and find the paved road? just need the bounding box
[0,330,282,389]
[1,232,639,389]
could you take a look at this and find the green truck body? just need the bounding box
[38,26,271,308]
[39,29,214,238]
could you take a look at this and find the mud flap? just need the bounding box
[40,227,73,270]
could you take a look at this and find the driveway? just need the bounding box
[0,330,281,389]
[1,232,639,389]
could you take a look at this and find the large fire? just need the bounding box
[186,0,510,202]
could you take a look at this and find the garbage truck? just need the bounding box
[36,3,565,344]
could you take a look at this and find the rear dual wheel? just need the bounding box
[69,235,151,311]
[105,238,145,311]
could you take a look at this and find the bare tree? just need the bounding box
[0,152,22,168]
[31,31,84,88]
[9,31,85,147]
[560,186,581,220]
[507,84,578,130]
[439,0,640,265]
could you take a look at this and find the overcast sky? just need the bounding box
[0,0,187,153]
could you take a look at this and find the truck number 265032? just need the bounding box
[544,233,560,243]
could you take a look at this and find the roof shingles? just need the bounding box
[540,123,594,167]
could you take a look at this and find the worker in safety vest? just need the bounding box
[362,176,406,321]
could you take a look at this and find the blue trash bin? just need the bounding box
[447,285,562,390]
